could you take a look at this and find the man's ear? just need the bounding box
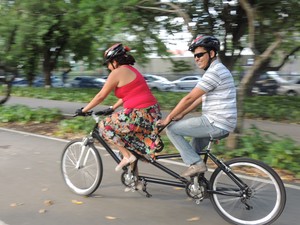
[209,50,216,58]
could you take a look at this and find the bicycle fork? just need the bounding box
[75,137,93,169]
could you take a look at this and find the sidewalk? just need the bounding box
[5,96,300,144]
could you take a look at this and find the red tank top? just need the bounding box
[115,65,157,109]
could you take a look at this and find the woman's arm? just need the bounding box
[112,98,123,110]
[82,72,119,113]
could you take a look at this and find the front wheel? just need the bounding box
[61,139,103,196]
[209,158,286,225]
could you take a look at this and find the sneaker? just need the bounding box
[115,155,136,171]
[181,162,207,177]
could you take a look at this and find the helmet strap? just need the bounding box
[204,50,216,71]
[110,61,115,70]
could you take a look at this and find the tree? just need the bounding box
[1,0,184,86]
[137,0,300,148]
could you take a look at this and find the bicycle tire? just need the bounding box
[209,157,286,225]
[61,139,103,196]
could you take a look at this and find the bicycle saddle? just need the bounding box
[211,132,229,141]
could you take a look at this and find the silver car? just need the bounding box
[171,75,202,91]
[277,79,300,96]
[143,74,175,91]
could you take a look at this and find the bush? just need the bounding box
[0,105,62,123]
[213,126,300,178]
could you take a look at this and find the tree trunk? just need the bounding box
[43,48,57,88]
[226,36,283,150]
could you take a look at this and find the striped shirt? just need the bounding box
[195,59,237,132]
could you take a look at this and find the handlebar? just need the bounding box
[73,110,107,117]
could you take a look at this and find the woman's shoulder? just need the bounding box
[109,65,132,76]
[111,65,134,74]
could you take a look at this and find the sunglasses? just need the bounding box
[194,52,207,58]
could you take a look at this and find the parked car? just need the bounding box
[12,78,29,87]
[171,75,202,91]
[34,76,64,87]
[69,76,105,88]
[252,71,293,96]
[277,79,300,96]
[143,74,175,91]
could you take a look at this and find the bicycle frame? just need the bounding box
[62,112,286,225]
[89,121,248,198]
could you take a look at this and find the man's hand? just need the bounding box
[157,117,172,127]
[157,113,184,127]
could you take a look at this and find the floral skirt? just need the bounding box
[98,104,162,154]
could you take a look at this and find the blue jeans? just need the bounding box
[166,115,229,165]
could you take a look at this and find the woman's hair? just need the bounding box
[114,54,136,66]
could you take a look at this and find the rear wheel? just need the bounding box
[61,139,103,196]
[209,158,286,225]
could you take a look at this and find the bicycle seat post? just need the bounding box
[206,138,214,152]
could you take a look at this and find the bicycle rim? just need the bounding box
[61,140,103,196]
[210,158,286,225]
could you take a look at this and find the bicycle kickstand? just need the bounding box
[139,179,152,198]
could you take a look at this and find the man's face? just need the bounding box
[193,46,213,70]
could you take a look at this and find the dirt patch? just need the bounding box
[1,121,82,140]
[3,122,58,135]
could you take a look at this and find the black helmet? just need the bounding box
[188,35,220,52]
[103,43,126,65]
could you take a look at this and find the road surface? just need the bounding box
[0,128,300,225]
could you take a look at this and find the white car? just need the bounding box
[143,74,175,91]
[171,75,202,91]
[277,79,300,96]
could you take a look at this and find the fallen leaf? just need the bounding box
[105,216,117,220]
[173,187,183,190]
[39,209,47,214]
[186,217,200,222]
[71,200,83,205]
[44,200,54,206]
[10,203,24,207]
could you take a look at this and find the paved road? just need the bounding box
[5,96,300,143]
[1,128,300,225]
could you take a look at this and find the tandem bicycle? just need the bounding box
[61,110,286,225]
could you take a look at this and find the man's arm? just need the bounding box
[164,87,205,123]
[181,96,202,115]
